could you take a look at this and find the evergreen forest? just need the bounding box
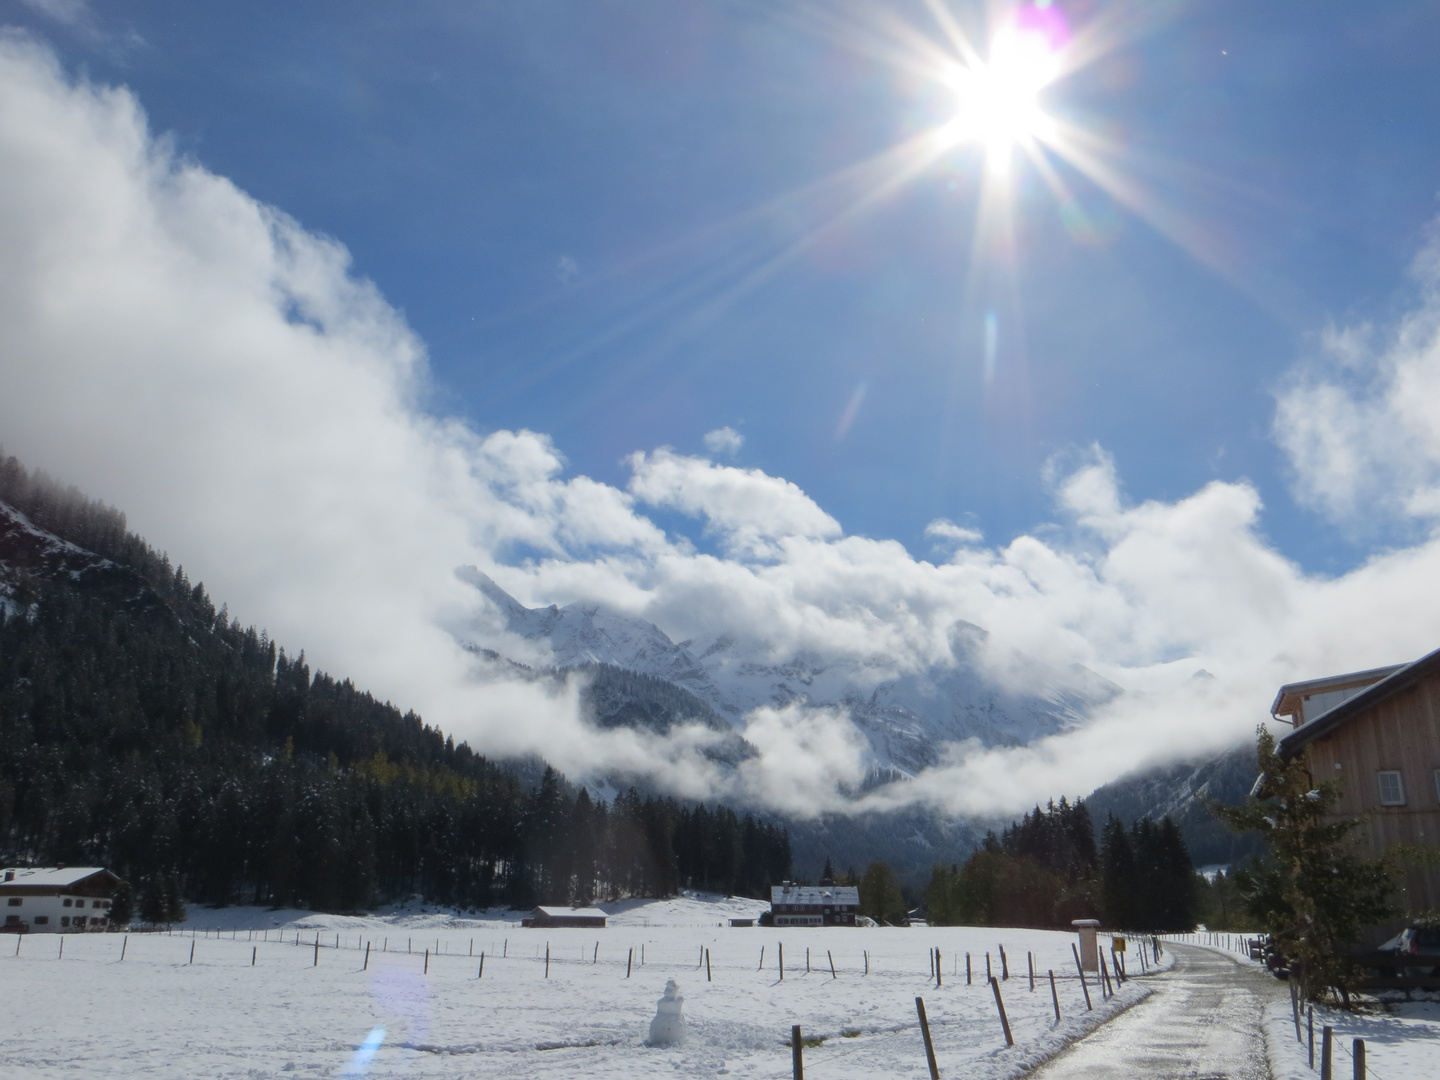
[0,453,791,916]
[925,798,1205,931]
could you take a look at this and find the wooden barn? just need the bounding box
[1274,649,1440,923]
[523,905,608,929]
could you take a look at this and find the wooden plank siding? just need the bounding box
[1301,673,1440,916]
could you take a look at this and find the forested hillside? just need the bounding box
[0,453,790,914]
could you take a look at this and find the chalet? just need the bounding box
[1273,649,1440,920]
[523,905,608,929]
[769,883,860,927]
[0,867,122,933]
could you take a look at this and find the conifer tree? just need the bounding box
[1213,727,1394,1003]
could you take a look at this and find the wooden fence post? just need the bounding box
[915,997,940,1080]
[936,948,942,987]
[251,946,257,966]
[1353,1038,1365,1080]
[1028,952,1035,991]
[594,942,599,965]
[999,945,1008,980]
[1309,1007,1315,1069]
[627,948,633,978]
[864,949,869,976]
[779,942,784,981]
[363,942,370,970]
[190,941,196,964]
[792,1024,804,1080]
[1071,943,1092,1010]
[758,945,764,971]
[986,953,992,981]
[966,952,971,986]
[120,935,127,962]
[990,976,1014,1046]
[707,948,712,982]
[58,938,63,959]
[828,949,836,979]
[807,947,811,975]
[1320,1025,1333,1080]
[1099,951,1113,997]
[314,938,319,967]
[478,953,485,979]
[544,943,549,978]
[1049,970,1060,1022]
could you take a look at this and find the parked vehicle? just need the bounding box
[1376,924,1440,976]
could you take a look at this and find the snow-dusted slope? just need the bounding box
[457,568,1119,777]
[0,499,167,620]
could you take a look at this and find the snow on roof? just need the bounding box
[0,867,116,888]
[534,906,608,918]
[770,884,860,905]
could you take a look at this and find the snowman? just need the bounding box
[645,979,687,1047]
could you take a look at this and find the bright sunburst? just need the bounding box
[937,19,1063,172]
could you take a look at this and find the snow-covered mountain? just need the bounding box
[456,567,1120,777]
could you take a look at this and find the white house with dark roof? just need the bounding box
[0,867,122,933]
[769,883,860,926]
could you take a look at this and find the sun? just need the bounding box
[937,23,1062,171]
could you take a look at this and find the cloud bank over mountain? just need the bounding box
[4,36,1440,817]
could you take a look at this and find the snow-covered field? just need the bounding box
[0,896,1161,1079]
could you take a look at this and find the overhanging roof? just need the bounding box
[1270,664,1405,719]
[0,867,118,891]
[1277,645,1440,758]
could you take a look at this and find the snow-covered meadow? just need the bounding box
[0,896,1161,1079]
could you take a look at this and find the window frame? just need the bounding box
[1377,769,1406,807]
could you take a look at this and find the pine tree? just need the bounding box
[1099,814,1136,927]
[1213,727,1395,1003]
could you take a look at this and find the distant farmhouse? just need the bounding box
[0,867,122,933]
[1273,650,1440,920]
[523,905,608,929]
[769,883,860,927]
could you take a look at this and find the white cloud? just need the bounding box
[925,518,984,547]
[1275,236,1440,526]
[9,38,1440,819]
[19,0,91,28]
[703,425,744,456]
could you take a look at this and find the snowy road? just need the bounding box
[1029,944,1284,1080]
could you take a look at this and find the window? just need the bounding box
[4,915,18,925]
[60,916,69,927]
[34,916,48,925]
[6,897,20,906]
[62,898,72,907]
[90,917,103,925]
[1377,770,1406,806]
[74,899,85,908]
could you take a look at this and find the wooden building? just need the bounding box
[523,905,608,929]
[0,867,122,933]
[1274,649,1440,922]
[769,883,861,927]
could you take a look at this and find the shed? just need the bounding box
[526,905,608,928]
[0,867,122,933]
[1274,649,1440,921]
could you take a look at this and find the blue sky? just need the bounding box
[9,1,1440,808]
[14,0,1440,574]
